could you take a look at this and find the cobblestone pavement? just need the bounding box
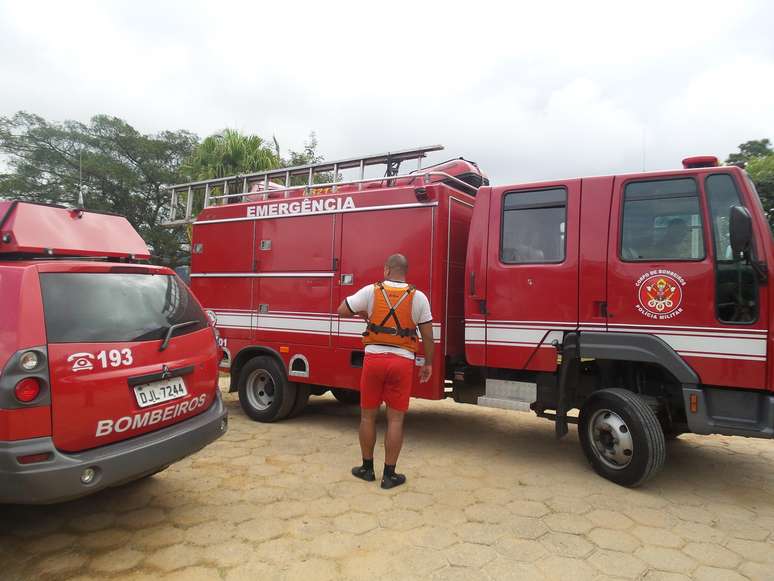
[3,386,774,581]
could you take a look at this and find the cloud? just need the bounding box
[0,0,772,184]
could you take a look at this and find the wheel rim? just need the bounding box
[588,408,634,470]
[245,369,275,411]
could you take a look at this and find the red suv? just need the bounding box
[0,201,227,504]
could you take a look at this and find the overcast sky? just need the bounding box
[1,0,773,184]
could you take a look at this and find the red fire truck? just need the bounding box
[167,145,773,486]
[0,201,227,503]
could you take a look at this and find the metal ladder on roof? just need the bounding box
[162,144,444,226]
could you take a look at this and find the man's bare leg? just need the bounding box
[352,407,378,481]
[382,407,407,489]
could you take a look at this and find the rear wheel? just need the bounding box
[578,388,666,487]
[287,383,311,418]
[238,356,296,422]
[331,388,360,405]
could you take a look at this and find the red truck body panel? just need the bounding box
[192,183,475,400]
[468,165,771,392]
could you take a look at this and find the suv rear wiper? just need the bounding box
[159,320,200,351]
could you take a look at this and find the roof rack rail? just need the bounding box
[162,145,444,226]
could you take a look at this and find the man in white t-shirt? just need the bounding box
[336,254,433,489]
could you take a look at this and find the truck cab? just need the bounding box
[0,201,228,504]
[466,156,773,485]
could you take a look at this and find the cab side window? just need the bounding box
[620,178,705,261]
[706,173,758,323]
[501,188,566,264]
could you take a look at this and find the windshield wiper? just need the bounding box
[159,320,200,351]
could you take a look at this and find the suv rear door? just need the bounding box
[38,263,218,452]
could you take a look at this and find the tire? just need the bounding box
[331,388,360,405]
[238,356,297,422]
[578,388,666,487]
[287,383,310,419]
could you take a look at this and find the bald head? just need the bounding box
[385,254,408,279]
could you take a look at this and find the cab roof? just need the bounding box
[0,201,150,259]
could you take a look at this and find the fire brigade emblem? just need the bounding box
[635,270,685,319]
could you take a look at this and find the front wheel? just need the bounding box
[578,388,666,487]
[238,356,297,422]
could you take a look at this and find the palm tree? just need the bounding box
[183,129,281,182]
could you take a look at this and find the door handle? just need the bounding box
[469,271,476,296]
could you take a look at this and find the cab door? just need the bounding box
[606,172,767,389]
[485,180,581,371]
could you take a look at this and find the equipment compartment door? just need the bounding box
[334,206,436,397]
[485,180,581,371]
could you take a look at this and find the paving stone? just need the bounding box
[681,542,741,568]
[455,521,509,545]
[493,537,548,562]
[407,525,459,549]
[740,560,774,581]
[378,508,424,531]
[162,566,223,581]
[5,392,774,581]
[201,540,254,567]
[540,531,594,558]
[286,557,339,581]
[588,528,641,552]
[635,546,698,574]
[444,541,497,568]
[587,549,647,579]
[334,512,379,534]
[145,543,203,572]
[543,513,593,534]
[725,538,774,563]
[507,499,550,518]
[535,555,598,581]
[236,517,288,542]
[631,526,685,548]
[89,547,145,573]
[482,558,545,581]
[184,521,236,545]
[586,509,635,530]
[693,566,749,581]
[34,551,88,577]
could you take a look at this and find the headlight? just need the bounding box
[20,351,39,371]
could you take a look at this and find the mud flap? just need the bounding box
[556,332,580,439]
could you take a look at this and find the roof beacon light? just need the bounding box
[682,156,719,169]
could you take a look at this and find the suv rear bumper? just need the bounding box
[0,390,227,504]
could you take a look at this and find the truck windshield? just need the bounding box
[40,272,208,343]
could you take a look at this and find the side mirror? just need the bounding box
[729,205,753,259]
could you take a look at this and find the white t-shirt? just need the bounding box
[346,281,432,360]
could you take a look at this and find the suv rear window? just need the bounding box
[40,273,208,343]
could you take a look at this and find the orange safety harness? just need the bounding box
[362,282,418,352]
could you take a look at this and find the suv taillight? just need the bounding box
[15,378,41,403]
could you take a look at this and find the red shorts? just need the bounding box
[360,353,414,412]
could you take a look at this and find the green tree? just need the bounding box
[747,154,774,226]
[0,111,197,266]
[181,128,281,181]
[725,138,772,165]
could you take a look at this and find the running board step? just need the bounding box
[477,396,533,412]
[477,379,537,412]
